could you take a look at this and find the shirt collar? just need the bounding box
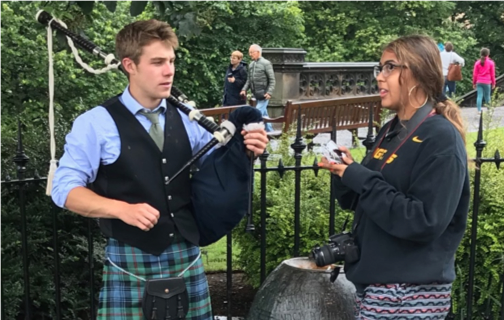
[120,85,167,115]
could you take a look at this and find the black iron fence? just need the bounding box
[1,110,503,320]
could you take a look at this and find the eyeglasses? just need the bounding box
[373,63,406,79]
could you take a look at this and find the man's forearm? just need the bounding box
[65,186,124,219]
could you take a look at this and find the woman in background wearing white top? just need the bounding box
[440,42,465,97]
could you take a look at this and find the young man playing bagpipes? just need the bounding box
[51,19,268,320]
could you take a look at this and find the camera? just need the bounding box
[311,232,359,267]
[227,72,233,78]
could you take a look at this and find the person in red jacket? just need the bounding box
[473,48,496,113]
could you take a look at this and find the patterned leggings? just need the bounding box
[354,283,452,320]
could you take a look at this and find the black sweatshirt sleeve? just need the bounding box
[340,153,467,242]
[332,176,358,210]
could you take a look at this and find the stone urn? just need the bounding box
[246,257,356,320]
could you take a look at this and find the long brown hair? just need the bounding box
[383,35,466,145]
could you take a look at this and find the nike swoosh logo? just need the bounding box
[412,136,423,143]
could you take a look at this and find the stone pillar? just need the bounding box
[262,48,307,118]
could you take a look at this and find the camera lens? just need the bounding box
[311,244,337,267]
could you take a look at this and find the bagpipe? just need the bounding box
[36,11,261,246]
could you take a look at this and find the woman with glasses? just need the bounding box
[319,35,469,320]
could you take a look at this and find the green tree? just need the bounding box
[1,2,138,318]
[453,1,504,76]
[154,1,305,108]
[300,1,478,93]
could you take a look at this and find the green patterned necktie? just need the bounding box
[139,108,164,151]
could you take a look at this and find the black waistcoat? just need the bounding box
[90,96,199,255]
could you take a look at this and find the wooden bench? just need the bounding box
[199,95,382,142]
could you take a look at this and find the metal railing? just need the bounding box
[1,108,503,320]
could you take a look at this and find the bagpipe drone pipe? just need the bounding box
[36,10,263,246]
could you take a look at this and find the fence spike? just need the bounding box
[277,159,285,178]
[494,150,501,170]
[474,110,487,153]
[362,102,375,153]
[467,109,487,320]
[259,150,270,162]
[290,105,306,157]
[13,119,30,180]
[313,157,319,177]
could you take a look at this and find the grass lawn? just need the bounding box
[201,236,241,272]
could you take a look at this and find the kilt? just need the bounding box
[354,283,452,320]
[97,234,212,320]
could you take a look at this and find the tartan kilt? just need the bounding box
[97,234,212,320]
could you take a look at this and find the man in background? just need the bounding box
[241,44,275,132]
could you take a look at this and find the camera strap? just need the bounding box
[352,101,435,233]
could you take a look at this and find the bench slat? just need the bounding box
[198,95,382,136]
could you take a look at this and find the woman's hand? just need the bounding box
[317,146,354,177]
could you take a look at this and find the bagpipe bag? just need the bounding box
[191,106,263,246]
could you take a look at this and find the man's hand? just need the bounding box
[492,84,496,90]
[264,93,271,100]
[116,202,160,231]
[473,84,476,90]
[228,76,235,83]
[240,90,246,97]
[242,128,269,157]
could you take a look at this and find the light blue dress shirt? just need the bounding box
[51,87,214,208]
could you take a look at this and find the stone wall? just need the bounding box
[261,48,378,117]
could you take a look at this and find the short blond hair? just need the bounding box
[116,19,178,65]
[231,50,243,60]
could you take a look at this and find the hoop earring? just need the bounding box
[408,85,417,97]
[408,85,428,109]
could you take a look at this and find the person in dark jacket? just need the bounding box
[318,35,469,320]
[222,50,248,106]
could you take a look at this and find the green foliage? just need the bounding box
[1,2,135,319]
[453,1,504,76]
[232,134,352,288]
[299,1,478,94]
[73,1,203,38]
[0,4,135,125]
[0,119,104,319]
[452,123,504,319]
